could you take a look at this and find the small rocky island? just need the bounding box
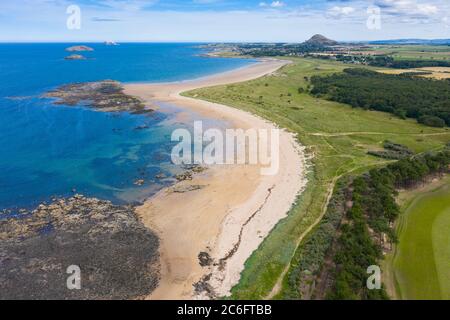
[66,45,94,52]
[0,195,160,300]
[44,80,151,114]
[64,54,86,60]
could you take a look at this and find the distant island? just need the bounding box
[66,45,94,52]
[64,54,86,60]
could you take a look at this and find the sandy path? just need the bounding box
[125,59,308,300]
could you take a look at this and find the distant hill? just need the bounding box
[304,34,338,46]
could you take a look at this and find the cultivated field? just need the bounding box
[369,45,450,61]
[377,67,450,79]
[186,57,450,299]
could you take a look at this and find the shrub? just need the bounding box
[418,115,446,128]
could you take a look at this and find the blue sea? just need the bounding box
[0,43,254,211]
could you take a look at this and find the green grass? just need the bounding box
[387,177,450,300]
[185,57,450,299]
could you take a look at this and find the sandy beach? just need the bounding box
[124,59,308,300]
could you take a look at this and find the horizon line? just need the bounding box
[1,37,450,45]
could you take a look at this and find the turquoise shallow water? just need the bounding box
[0,43,254,211]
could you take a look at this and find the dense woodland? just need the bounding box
[310,68,450,127]
[366,56,450,69]
[285,147,450,300]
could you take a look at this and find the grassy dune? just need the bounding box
[385,176,450,300]
[185,57,450,299]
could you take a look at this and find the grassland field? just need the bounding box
[185,57,450,299]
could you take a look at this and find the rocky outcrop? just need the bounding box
[0,195,160,300]
[66,45,94,52]
[44,80,151,114]
[65,54,86,60]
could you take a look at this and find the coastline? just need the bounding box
[124,58,308,300]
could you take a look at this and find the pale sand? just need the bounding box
[125,59,308,300]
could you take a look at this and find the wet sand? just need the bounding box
[124,59,308,299]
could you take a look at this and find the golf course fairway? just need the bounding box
[390,176,450,300]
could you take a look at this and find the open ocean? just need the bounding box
[0,43,254,211]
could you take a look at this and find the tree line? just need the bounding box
[309,68,450,127]
[365,56,450,69]
[328,148,450,300]
[282,146,450,300]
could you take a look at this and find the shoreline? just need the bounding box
[124,58,308,300]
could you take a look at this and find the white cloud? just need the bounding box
[328,6,356,18]
[417,4,438,15]
[259,1,285,9]
[375,0,442,18]
[271,1,285,8]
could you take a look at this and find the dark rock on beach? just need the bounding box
[0,195,160,300]
[172,185,204,193]
[44,80,152,114]
[198,252,213,267]
[175,172,194,181]
[175,165,208,182]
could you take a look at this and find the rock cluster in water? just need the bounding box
[44,80,151,114]
[0,195,160,300]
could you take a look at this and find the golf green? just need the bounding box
[393,179,450,300]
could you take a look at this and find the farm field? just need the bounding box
[369,45,450,61]
[186,57,450,299]
[384,176,450,300]
[377,67,450,79]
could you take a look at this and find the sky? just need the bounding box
[0,0,449,42]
